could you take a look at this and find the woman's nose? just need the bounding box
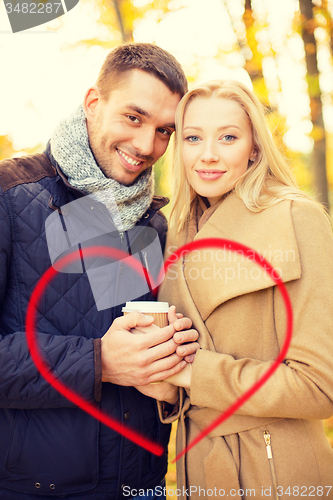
[200,143,219,163]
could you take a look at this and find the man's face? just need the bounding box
[85,69,181,185]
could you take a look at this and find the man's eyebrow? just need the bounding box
[126,104,151,118]
[163,123,176,130]
[126,104,175,130]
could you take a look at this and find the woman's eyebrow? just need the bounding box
[183,126,202,132]
[183,125,241,132]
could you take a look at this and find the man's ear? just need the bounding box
[83,86,100,124]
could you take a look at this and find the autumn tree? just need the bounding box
[80,0,172,48]
[319,0,333,60]
[299,0,329,208]
[242,0,269,99]
[112,0,129,43]
[0,136,16,161]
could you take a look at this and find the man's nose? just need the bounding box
[132,128,155,157]
[200,142,219,163]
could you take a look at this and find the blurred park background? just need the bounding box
[0,0,333,496]
[2,0,333,212]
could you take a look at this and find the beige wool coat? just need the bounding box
[158,192,333,500]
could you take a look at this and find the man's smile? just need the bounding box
[116,148,142,166]
[116,148,145,172]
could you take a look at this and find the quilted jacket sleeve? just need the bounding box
[190,200,333,420]
[0,190,97,409]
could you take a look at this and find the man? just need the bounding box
[0,43,196,499]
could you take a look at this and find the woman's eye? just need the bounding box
[185,136,200,143]
[222,135,236,142]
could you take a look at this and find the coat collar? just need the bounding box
[182,191,301,321]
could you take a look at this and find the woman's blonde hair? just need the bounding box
[168,79,320,233]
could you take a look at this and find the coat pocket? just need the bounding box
[4,409,27,474]
[263,430,280,500]
[2,408,99,495]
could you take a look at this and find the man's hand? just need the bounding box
[101,311,189,386]
[132,309,200,363]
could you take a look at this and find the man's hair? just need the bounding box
[96,43,188,100]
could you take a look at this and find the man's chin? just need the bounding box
[100,168,141,186]
[120,164,148,182]
[98,157,150,185]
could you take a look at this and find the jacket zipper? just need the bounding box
[94,204,124,243]
[93,203,155,294]
[263,431,280,500]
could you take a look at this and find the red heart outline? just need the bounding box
[25,239,292,461]
[25,245,163,456]
[162,238,293,463]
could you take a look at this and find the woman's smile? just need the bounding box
[195,169,226,181]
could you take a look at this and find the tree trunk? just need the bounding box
[112,0,129,43]
[299,0,329,209]
[240,0,273,106]
[242,0,263,83]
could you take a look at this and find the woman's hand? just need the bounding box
[134,380,179,405]
[168,305,200,363]
[168,305,183,322]
[165,362,192,389]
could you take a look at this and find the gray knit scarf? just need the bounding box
[50,105,154,231]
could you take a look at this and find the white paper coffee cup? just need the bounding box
[122,301,169,328]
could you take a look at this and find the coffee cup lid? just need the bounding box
[122,301,169,313]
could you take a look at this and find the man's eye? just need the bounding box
[158,128,172,136]
[128,115,140,123]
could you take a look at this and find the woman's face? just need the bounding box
[182,96,256,206]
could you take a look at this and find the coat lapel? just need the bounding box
[183,192,301,321]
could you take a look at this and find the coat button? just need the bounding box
[35,483,41,489]
[124,411,131,421]
[50,484,55,489]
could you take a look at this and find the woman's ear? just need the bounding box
[248,146,258,166]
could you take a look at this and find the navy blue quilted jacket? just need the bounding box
[0,152,170,499]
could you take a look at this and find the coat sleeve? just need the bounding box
[190,200,333,420]
[0,189,98,409]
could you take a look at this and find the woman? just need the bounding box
[157,80,333,499]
